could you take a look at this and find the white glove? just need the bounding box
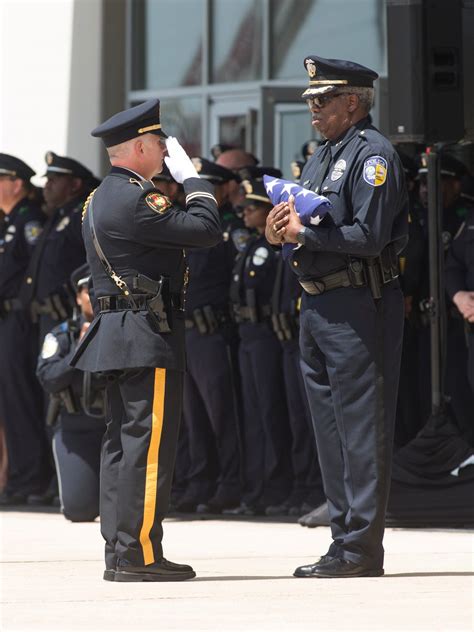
[164,136,199,184]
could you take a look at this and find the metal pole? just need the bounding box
[427,149,442,415]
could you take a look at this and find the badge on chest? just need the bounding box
[330,159,346,181]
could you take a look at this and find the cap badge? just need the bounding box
[145,192,172,214]
[306,59,317,78]
[242,180,253,194]
[191,158,202,173]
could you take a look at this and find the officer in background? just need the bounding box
[19,152,98,343]
[37,264,105,521]
[70,99,221,582]
[0,154,51,505]
[215,148,259,209]
[177,157,244,513]
[152,162,185,208]
[267,56,408,578]
[417,153,474,440]
[266,163,324,517]
[228,174,292,515]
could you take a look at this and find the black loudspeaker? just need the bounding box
[387,0,465,143]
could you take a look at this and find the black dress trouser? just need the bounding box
[299,282,404,569]
[0,311,51,495]
[101,367,183,570]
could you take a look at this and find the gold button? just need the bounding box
[249,270,256,277]
[26,277,33,284]
[293,261,299,267]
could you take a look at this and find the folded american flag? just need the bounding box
[263,175,332,259]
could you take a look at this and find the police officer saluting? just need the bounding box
[267,56,408,578]
[71,99,221,582]
[0,154,51,505]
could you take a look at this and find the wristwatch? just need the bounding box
[296,227,308,246]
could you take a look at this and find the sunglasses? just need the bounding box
[306,92,346,109]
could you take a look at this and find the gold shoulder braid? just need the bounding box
[82,188,97,223]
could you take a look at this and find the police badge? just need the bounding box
[305,59,317,78]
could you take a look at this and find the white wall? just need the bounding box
[0,0,103,184]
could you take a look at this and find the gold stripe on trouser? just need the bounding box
[139,368,166,565]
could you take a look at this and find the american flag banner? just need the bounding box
[263,175,332,258]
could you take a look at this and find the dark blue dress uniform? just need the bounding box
[19,152,96,344]
[0,154,51,502]
[446,205,474,395]
[37,312,105,522]
[292,57,408,572]
[180,159,245,511]
[70,100,221,576]
[231,179,292,512]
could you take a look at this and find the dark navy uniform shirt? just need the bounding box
[232,234,278,309]
[289,116,408,280]
[71,166,221,372]
[0,198,44,300]
[35,197,86,300]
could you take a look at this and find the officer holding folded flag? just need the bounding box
[71,99,221,582]
[266,55,408,578]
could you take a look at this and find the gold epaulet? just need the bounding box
[82,188,97,222]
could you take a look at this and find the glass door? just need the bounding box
[261,86,316,178]
[209,96,259,158]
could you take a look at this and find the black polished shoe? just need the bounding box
[293,555,334,577]
[294,557,384,578]
[103,569,116,581]
[115,558,196,582]
[0,491,27,506]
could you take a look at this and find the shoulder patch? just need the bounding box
[24,221,43,245]
[41,333,59,359]
[231,228,251,252]
[363,156,388,187]
[145,192,172,214]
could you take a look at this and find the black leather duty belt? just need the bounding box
[299,249,399,298]
[299,268,359,296]
[98,293,183,312]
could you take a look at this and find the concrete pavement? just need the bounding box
[1,508,473,631]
